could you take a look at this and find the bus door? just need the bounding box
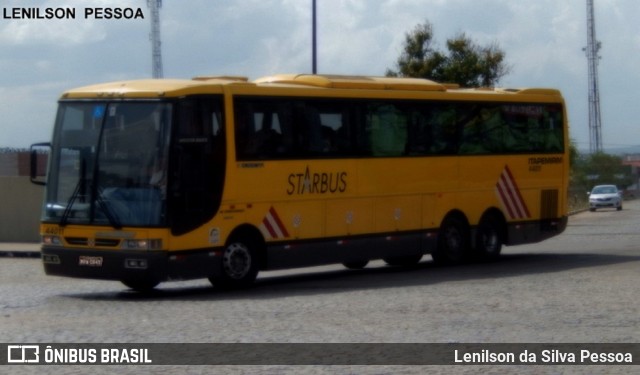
[169,96,226,236]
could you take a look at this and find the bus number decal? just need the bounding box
[287,166,347,195]
[44,226,63,236]
[528,156,563,172]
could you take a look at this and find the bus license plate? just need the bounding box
[78,256,103,267]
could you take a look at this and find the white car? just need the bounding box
[589,185,622,212]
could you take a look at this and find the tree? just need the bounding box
[569,139,579,170]
[574,152,634,190]
[386,21,510,87]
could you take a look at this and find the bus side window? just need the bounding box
[333,108,353,155]
[255,111,284,158]
[234,103,254,160]
[302,105,325,155]
[542,106,564,152]
[501,110,528,152]
[321,112,346,155]
[458,104,523,155]
[295,102,346,158]
[429,105,459,155]
[368,103,408,157]
[406,107,433,156]
[171,96,225,235]
[459,107,496,154]
[235,101,292,160]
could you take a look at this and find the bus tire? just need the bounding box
[209,234,260,289]
[432,215,469,265]
[342,260,369,269]
[121,279,160,292]
[475,213,504,260]
[383,254,423,266]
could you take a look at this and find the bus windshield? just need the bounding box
[44,101,172,227]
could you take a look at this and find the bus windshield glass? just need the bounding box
[44,101,172,227]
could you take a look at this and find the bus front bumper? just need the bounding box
[41,246,223,283]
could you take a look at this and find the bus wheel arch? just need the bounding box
[474,208,506,260]
[209,225,265,289]
[432,210,471,265]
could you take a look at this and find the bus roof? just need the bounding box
[60,77,251,99]
[60,74,562,99]
[254,74,452,91]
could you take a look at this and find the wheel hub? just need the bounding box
[223,243,251,279]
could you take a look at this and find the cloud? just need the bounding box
[0,0,119,46]
[1,0,640,150]
[0,82,63,146]
[0,17,106,46]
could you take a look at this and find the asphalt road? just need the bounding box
[2,201,639,374]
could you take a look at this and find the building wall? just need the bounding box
[0,177,43,242]
[0,153,19,176]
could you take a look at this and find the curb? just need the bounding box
[0,250,41,259]
[569,208,589,216]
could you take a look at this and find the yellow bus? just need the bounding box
[32,74,569,291]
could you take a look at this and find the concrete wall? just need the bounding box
[0,153,19,176]
[0,177,43,242]
[0,151,43,176]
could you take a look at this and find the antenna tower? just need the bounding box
[148,0,163,78]
[586,0,602,153]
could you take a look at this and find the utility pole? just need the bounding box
[148,0,163,78]
[312,0,317,74]
[585,0,602,153]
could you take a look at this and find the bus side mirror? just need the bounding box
[30,142,51,186]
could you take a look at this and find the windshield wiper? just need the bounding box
[59,157,121,229]
[59,183,122,229]
[60,157,88,227]
[59,179,82,227]
[95,185,122,229]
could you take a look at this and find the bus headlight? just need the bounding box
[42,235,62,246]
[121,239,163,250]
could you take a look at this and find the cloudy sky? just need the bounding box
[1,0,639,151]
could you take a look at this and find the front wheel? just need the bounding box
[209,237,260,289]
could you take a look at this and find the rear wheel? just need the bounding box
[209,236,260,289]
[432,215,469,265]
[475,214,503,260]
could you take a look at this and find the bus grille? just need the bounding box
[540,189,559,219]
[64,237,121,247]
[540,189,558,219]
[540,189,559,232]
